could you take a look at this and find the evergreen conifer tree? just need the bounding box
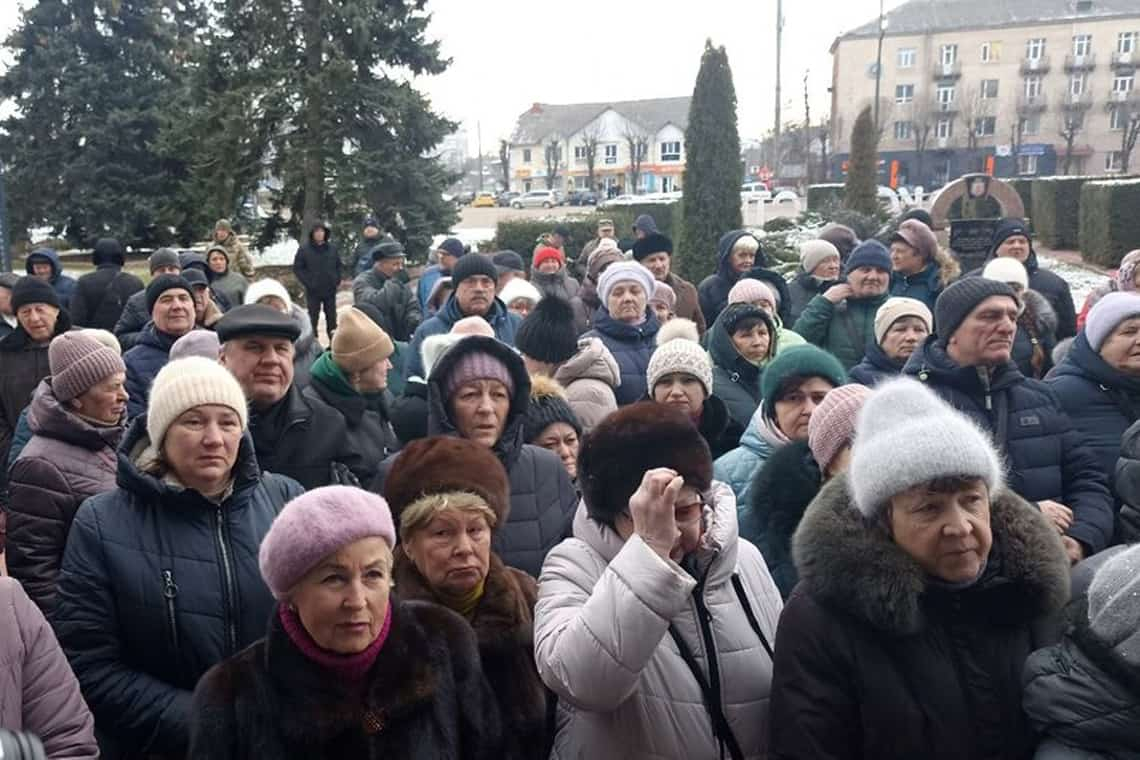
[844,106,880,217]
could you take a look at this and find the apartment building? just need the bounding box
[507,97,690,195]
[830,0,1140,187]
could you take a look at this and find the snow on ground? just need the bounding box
[1037,255,1106,308]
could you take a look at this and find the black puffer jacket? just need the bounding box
[68,240,144,331]
[373,336,578,577]
[53,418,303,759]
[707,305,773,432]
[351,268,422,342]
[786,269,835,327]
[1112,420,1140,543]
[903,337,1115,555]
[768,477,1071,760]
[968,245,1077,340]
[847,339,903,386]
[112,290,151,352]
[302,365,400,485]
[292,223,341,297]
[1022,599,1140,760]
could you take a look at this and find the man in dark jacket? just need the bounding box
[404,253,522,380]
[114,248,182,351]
[68,238,144,331]
[292,222,341,340]
[969,218,1077,339]
[123,275,197,418]
[698,230,764,326]
[416,237,465,310]
[352,238,421,342]
[794,240,891,369]
[0,277,71,489]
[351,215,384,275]
[217,304,361,489]
[632,232,707,335]
[0,273,17,341]
[903,277,1115,561]
[25,248,77,311]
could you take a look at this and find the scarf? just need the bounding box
[279,601,392,684]
[311,349,387,406]
[436,580,485,620]
[756,402,792,448]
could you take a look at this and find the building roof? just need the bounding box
[840,0,1140,41]
[510,96,691,145]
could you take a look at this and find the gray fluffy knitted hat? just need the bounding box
[1087,544,1140,666]
[848,378,1004,518]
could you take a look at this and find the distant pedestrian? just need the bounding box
[212,218,255,277]
[292,221,341,340]
[68,238,144,330]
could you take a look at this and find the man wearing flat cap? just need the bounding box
[351,237,421,341]
[217,305,361,489]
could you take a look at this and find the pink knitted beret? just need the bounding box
[807,384,872,472]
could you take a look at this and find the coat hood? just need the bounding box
[590,305,661,343]
[426,334,531,467]
[27,379,125,452]
[792,476,1070,636]
[554,336,621,389]
[26,248,63,279]
[708,305,774,383]
[716,230,766,281]
[92,238,125,267]
[308,222,332,244]
[438,291,512,331]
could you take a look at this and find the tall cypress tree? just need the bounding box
[844,106,880,216]
[677,40,743,283]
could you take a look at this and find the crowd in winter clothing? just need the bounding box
[2,211,1140,760]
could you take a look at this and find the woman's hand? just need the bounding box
[629,468,684,560]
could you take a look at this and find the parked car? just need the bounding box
[511,190,560,209]
[598,194,638,209]
[472,191,497,208]
[566,189,599,206]
[454,190,476,205]
[497,191,521,207]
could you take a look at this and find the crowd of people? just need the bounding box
[0,209,1138,760]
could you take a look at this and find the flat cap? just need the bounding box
[215,304,301,343]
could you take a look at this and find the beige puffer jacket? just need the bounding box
[535,483,782,760]
[552,337,621,434]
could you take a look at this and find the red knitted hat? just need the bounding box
[533,246,565,269]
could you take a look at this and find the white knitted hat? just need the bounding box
[597,261,656,307]
[982,257,1029,291]
[848,378,1003,518]
[647,319,713,397]
[147,357,249,448]
[244,278,293,311]
[498,277,543,307]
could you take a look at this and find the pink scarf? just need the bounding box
[278,601,392,684]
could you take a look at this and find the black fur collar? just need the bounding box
[792,476,1070,636]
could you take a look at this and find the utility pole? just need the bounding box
[774,0,784,139]
[804,71,813,183]
[873,0,886,130]
[476,121,484,192]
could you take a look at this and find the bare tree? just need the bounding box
[624,124,649,194]
[957,86,995,160]
[910,95,938,188]
[1056,99,1085,175]
[1117,102,1140,174]
[498,139,511,191]
[579,121,603,192]
[543,138,562,190]
[817,118,831,182]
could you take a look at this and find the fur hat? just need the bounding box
[597,261,656,307]
[848,378,1004,518]
[333,307,394,373]
[728,278,775,307]
[647,319,712,397]
[1085,292,1140,351]
[259,486,397,599]
[49,332,126,402]
[1116,249,1140,292]
[631,233,673,261]
[244,278,293,311]
[1086,544,1140,667]
[934,277,1018,343]
[384,436,511,529]
[874,297,933,345]
[799,239,841,275]
[515,296,578,365]
[147,357,248,448]
[587,243,623,282]
[982,257,1029,291]
[578,401,712,527]
[651,281,677,311]
[761,345,847,407]
[808,384,872,472]
[523,375,582,442]
[818,223,859,258]
[499,278,543,308]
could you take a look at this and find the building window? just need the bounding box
[1114,75,1136,93]
[660,141,681,161]
[1120,32,1138,54]
[1018,154,1039,175]
[935,118,953,139]
[1111,106,1130,130]
[1106,151,1124,172]
[1020,114,1041,136]
[1073,34,1092,57]
[573,145,587,161]
[937,84,955,109]
[974,117,997,136]
[897,48,916,68]
[522,148,532,164]
[1026,38,1046,60]
[1070,74,1087,95]
[894,120,913,140]
[1024,76,1043,98]
[895,84,915,104]
[980,42,993,63]
[980,79,999,99]
[603,144,618,165]
[940,44,958,66]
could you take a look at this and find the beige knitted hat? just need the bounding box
[332,307,394,373]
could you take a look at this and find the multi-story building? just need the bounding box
[507,97,690,195]
[829,0,1140,187]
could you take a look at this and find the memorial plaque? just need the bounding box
[950,218,999,272]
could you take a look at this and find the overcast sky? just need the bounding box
[0,0,908,151]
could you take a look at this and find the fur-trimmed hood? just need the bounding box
[792,475,1070,636]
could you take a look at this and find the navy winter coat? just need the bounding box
[904,337,1114,555]
[1047,332,1140,494]
[123,323,181,418]
[404,295,521,380]
[888,263,945,311]
[848,340,903,386]
[583,307,660,407]
[53,418,303,758]
[697,231,754,326]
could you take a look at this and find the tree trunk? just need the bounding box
[301,0,324,232]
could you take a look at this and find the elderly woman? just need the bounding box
[768,379,1070,758]
[714,345,846,511]
[190,486,501,759]
[708,302,777,432]
[205,244,248,310]
[1077,248,1140,330]
[888,218,960,310]
[727,278,805,354]
[499,277,543,320]
[571,239,623,333]
[385,437,550,758]
[983,257,1058,379]
[848,297,932,386]
[523,375,582,481]
[787,240,842,325]
[1048,292,1140,494]
[7,332,128,616]
[583,261,660,406]
[54,357,304,759]
[535,401,782,759]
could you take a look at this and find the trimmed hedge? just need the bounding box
[1079,178,1140,268]
[807,184,844,212]
[1007,179,1034,229]
[492,203,681,266]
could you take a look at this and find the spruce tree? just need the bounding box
[844,106,880,217]
[678,40,742,283]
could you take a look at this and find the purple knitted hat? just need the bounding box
[49,332,126,402]
[259,486,398,599]
[444,350,515,397]
[808,384,872,472]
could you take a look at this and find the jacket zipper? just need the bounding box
[213,507,239,654]
[977,367,993,411]
[162,569,180,654]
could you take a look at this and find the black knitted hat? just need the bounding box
[449,252,498,286]
[934,277,1018,343]
[523,375,582,443]
[145,274,194,314]
[515,296,579,365]
[11,276,60,311]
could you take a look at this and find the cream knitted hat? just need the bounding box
[647,319,713,397]
[982,257,1029,291]
[148,357,249,447]
[873,297,934,345]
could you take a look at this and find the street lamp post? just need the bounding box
[873,0,887,131]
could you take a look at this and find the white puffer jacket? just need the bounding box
[535,482,782,760]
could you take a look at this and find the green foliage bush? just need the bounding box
[1007,179,1034,229]
[1079,179,1140,268]
[806,184,844,212]
[762,216,797,233]
[493,216,605,264]
[1032,176,1093,249]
